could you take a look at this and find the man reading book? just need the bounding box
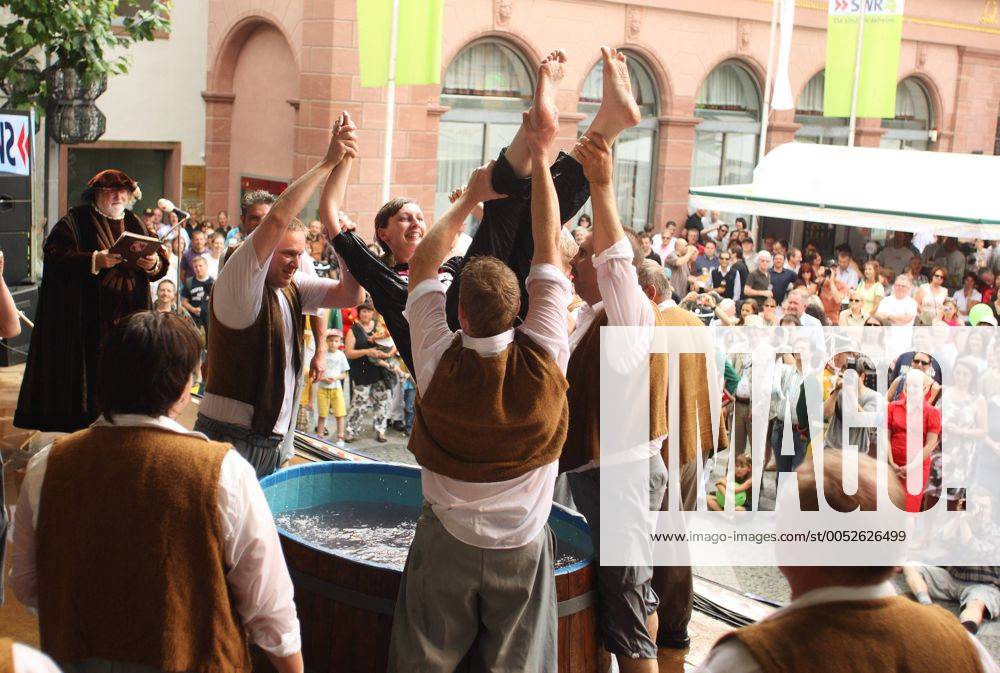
[16,169,170,433]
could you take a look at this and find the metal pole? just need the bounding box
[847,0,868,146]
[380,0,401,205]
[751,0,780,246]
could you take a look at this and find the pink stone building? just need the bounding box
[203,0,1000,239]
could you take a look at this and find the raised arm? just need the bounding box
[574,133,622,257]
[252,114,357,266]
[408,162,504,289]
[523,110,560,268]
[318,113,358,240]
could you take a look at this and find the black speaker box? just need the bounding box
[0,231,30,286]
[0,282,37,366]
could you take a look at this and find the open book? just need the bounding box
[109,231,162,268]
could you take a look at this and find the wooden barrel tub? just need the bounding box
[260,462,599,672]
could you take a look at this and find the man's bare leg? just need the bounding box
[503,49,566,179]
[574,46,641,159]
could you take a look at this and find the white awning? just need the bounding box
[688,143,1000,239]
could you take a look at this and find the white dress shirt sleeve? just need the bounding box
[694,639,762,673]
[594,236,654,329]
[218,451,301,656]
[405,278,458,396]
[8,445,52,610]
[518,263,572,373]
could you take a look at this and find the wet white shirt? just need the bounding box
[201,230,354,435]
[570,236,665,468]
[9,414,301,657]
[696,581,999,673]
[407,263,571,549]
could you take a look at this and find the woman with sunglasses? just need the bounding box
[887,368,942,512]
[914,265,949,318]
[838,291,869,326]
[940,298,962,326]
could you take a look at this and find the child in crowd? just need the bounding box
[181,255,214,392]
[709,453,752,511]
[316,330,350,445]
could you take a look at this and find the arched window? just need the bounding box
[794,71,848,146]
[880,78,934,151]
[435,40,533,217]
[577,52,659,230]
[691,61,761,188]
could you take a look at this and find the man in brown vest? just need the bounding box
[10,311,303,673]
[695,450,998,673]
[195,115,365,476]
[388,100,570,671]
[637,259,725,650]
[564,133,667,673]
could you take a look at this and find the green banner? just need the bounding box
[358,0,444,88]
[823,0,905,118]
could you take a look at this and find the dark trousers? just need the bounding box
[651,460,700,640]
[771,419,806,473]
[332,149,589,373]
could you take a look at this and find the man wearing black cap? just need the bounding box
[16,169,170,433]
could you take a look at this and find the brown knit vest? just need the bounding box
[409,332,568,482]
[35,427,250,673]
[719,596,983,673]
[205,282,303,436]
[561,303,668,473]
[0,639,12,673]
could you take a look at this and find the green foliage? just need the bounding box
[0,0,172,108]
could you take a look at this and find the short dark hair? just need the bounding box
[240,189,277,217]
[373,197,417,255]
[98,311,201,422]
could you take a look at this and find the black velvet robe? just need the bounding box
[14,205,169,432]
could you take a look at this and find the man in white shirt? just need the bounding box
[195,117,364,476]
[696,450,998,673]
[388,102,569,672]
[877,231,917,276]
[10,311,302,673]
[564,133,667,673]
[875,275,919,326]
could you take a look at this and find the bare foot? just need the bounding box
[529,49,566,137]
[588,46,641,142]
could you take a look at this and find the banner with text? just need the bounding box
[824,0,905,118]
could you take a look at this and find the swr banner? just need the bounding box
[0,113,31,176]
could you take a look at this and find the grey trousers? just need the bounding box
[193,414,283,478]
[388,504,557,673]
[565,455,667,660]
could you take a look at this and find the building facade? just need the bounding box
[54,0,209,220]
[203,0,1000,238]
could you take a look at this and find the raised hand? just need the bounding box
[573,133,613,186]
[323,112,359,166]
[522,108,559,158]
[464,161,506,205]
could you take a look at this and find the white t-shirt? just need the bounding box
[320,349,350,390]
[954,288,982,314]
[877,294,918,326]
[200,231,334,435]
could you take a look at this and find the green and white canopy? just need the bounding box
[688,143,1000,239]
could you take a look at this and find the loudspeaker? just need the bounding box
[0,231,30,286]
[0,282,37,366]
[0,124,32,234]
